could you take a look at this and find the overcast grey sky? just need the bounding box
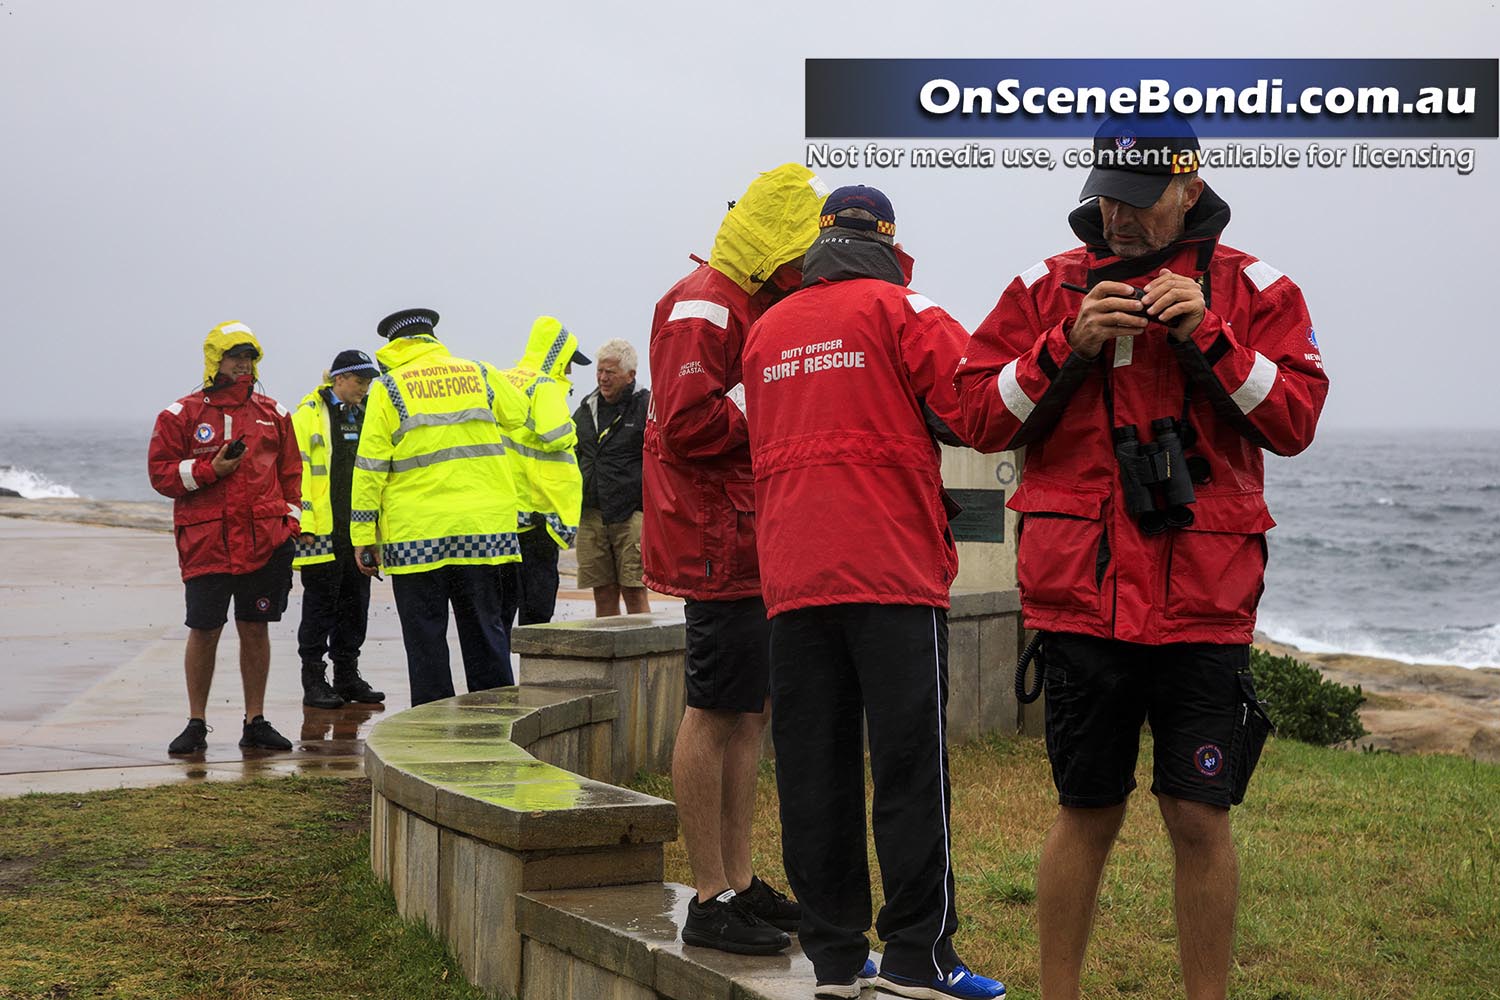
[1,0,1495,430]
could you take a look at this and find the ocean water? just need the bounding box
[3,421,1497,668]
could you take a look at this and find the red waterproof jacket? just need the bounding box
[148,376,302,580]
[743,245,972,617]
[642,264,765,600]
[955,186,1327,644]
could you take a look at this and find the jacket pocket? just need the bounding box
[1164,492,1274,622]
[1011,483,1109,615]
[1228,668,1275,805]
[175,508,228,574]
[724,478,757,582]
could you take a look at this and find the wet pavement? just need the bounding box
[0,510,679,797]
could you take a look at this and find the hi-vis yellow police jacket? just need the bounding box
[290,385,337,568]
[501,317,583,549]
[350,334,529,574]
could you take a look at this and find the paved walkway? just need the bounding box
[0,502,680,797]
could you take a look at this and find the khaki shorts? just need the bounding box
[575,509,644,589]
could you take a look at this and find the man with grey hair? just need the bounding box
[573,338,651,616]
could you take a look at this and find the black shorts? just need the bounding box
[1041,633,1273,809]
[684,596,771,713]
[183,540,295,630]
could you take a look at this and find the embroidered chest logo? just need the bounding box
[194,423,215,443]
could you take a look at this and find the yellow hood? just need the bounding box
[202,321,263,388]
[520,316,579,383]
[709,164,830,294]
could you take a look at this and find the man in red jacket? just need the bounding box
[148,322,302,756]
[743,186,1005,1000]
[642,163,826,955]
[955,118,1327,1000]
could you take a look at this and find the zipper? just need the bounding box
[705,558,712,579]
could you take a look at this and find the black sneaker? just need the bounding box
[302,672,346,710]
[168,718,209,755]
[681,889,790,955]
[239,716,293,751]
[332,668,385,704]
[736,875,801,932]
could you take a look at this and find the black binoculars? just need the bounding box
[1113,418,1204,534]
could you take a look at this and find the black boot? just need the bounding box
[333,664,385,704]
[301,664,346,709]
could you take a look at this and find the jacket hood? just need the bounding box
[1068,182,1232,279]
[709,164,830,295]
[202,321,263,388]
[375,333,445,372]
[520,316,579,383]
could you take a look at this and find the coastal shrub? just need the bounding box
[1249,647,1368,746]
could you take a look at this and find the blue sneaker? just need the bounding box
[874,962,1005,999]
[814,957,879,998]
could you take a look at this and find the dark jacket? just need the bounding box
[574,382,649,525]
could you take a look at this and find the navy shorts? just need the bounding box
[183,540,295,630]
[1041,633,1273,809]
[684,596,771,713]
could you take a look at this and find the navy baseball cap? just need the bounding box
[1079,115,1202,209]
[819,185,896,236]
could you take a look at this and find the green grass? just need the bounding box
[3,739,1496,999]
[635,735,1500,1000]
[0,778,482,1000]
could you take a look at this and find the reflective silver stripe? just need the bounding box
[178,459,198,491]
[387,442,507,473]
[355,455,393,473]
[1019,260,1050,288]
[391,407,496,445]
[300,450,313,462]
[668,299,729,328]
[500,436,578,464]
[166,402,184,415]
[1244,260,1284,292]
[311,433,325,446]
[996,360,1035,422]
[906,293,937,313]
[309,465,328,476]
[1230,352,1278,414]
[534,420,573,444]
[287,504,301,521]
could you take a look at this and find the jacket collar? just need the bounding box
[1068,182,1232,283]
[800,231,911,288]
[376,334,446,371]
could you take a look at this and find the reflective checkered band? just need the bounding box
[296,534,335,559]
[540,326,571,376]
[378,374,410,423]
[544,513,577,547]
[351,509,380,523]
[382,532,521,567]
[301,500,313,511]
[477,361,496,409]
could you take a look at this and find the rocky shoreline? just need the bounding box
[3,496,1496,763]
[1255,635,1500,763]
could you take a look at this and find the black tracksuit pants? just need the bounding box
[770,603,960,985]
[391,563,513,706]
[499,524,560,632]
[297,547,371,671]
